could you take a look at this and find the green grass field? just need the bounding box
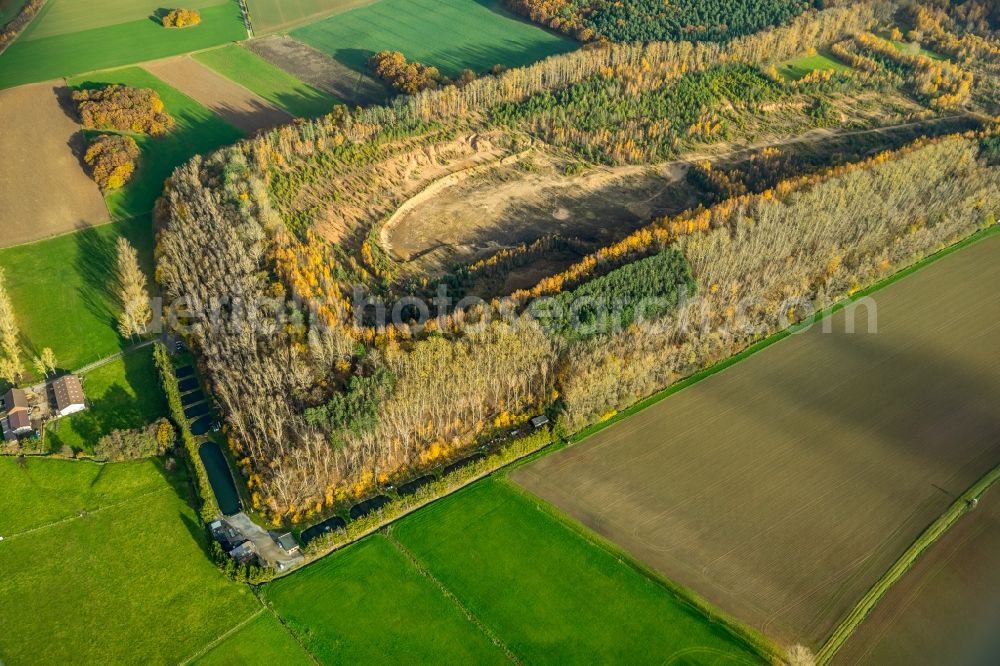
[18,0,229,40]
[0,217,153,372]
[0,457,259,664]
[777,51,852,80]
[245,0,376,33]
[290,0,577,77]
[0,455,164,534]
[69,67,244,219]
[193,611,314,665]
[194,44,339,117]
[45,347,168,454]
[389,477,766,663]
[0,2,246,89]
[262,535,509,663]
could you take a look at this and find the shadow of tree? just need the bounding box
[73,224,119,339]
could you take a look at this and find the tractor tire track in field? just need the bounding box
[383,528,522,665]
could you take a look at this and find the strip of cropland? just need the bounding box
[0,457,260,664]
[290,0,577,78]
[244,0,377,33]
[833,484,1000,665]
[143,56,292,134]
[0,0,246,89]
[513,231,1000,649]
[193,44,339,118]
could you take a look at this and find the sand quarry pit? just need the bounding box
[143,57,292,134]
[0,82,109,247]
[381,154,699,280]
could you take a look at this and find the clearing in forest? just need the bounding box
[0,457,259,664]
[143,56,292,134]
[290,0,577,78]
[193,44,339,118]
[0,82,108,247]
[776,50,853,80]
[513,232,1000,648]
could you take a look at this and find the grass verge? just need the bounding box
[816,461,1000,664]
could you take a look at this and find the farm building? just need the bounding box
[50,375,85,417]
[228,540,258,565]
[1,388,34,441]
[1,388,28,413]
[2,409,32,440]
[274,533,300,555]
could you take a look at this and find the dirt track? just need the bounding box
[0,82,109,247]
[143,57,292,135]
[513,233,1000,649]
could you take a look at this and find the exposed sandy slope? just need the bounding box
[143,56,292,134]
[0,82,108,248]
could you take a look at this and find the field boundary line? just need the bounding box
[254,593,323,666]
[557,223,1000,448]
[815,461,1000,664]
[495,478,782,663]
[2,486,171,540]
[383,528,522,665]
[177,607,265,666]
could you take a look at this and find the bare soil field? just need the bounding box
[513,233,1000,649]
[833,488,1000,666]
[0,82,108,247]
[142,57,291,134]
[246,35,390,106]
[383,155,698,279]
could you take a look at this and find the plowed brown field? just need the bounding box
[0,82,108,247]
[513,232,1000,649]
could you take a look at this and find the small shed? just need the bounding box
[275,532,300,554]
[530,415,550,429]
[51,375,86,417]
